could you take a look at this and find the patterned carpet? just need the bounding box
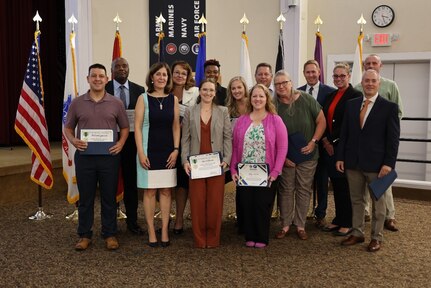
[0,186,430,288]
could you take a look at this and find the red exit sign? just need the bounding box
[371,33,392,46]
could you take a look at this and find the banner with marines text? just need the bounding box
[149,0,206,67]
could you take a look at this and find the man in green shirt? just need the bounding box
[355,54,402,232]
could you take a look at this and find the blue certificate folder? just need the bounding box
[368,169,397,200]
[80,142,114,155]
[80,129,115,155]
[287,132,313,164]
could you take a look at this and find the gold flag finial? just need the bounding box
[240,13,249,32]
[277,13,286,30]
[113,13,122,31]
[68,14,78,32]
[198,14,207,33]
[357,14,366,33]
[314,15,323,32]
[156,13,166,32]
[33,11,42,31]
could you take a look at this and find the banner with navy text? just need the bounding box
[149,0,206,68]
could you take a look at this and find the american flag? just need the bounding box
[14,31,53,189]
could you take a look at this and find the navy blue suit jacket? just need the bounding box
[336,95,400,173]
[322,84,363,144]
[105,80,145,110]
[298,83,336,107]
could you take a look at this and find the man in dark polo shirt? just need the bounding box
[64,63,129,251]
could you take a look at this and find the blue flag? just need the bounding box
[195,33,206,87]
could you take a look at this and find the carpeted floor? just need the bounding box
[0,187,430,288]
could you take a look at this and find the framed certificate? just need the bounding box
[80,129,114,155]
[237,163,269,187]
[189,152,223,180]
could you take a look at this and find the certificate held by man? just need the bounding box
[189,152,223,180]
[237,163,269,187]
[80,129,115,155]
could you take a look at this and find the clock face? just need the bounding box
[372,5,395,27]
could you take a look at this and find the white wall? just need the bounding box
[303,0,431,85]
[91,0,280,88]
[90,0,431,88]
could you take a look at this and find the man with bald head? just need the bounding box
[336,69,400,252]
[106,57,145,235]
[355,54,402,231]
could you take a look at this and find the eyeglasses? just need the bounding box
[173,71,188,77]
[333,74,347,79]
[274,80,290,88]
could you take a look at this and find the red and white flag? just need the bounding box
[15,31,53,189]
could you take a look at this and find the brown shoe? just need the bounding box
[384,219,399,232]
[367,239,381,252]
[296,229,308,240]
[341,235,365,246]
[105,236,119,250]
[314,218,326,229]
[275,229,288,239]
[75,238,91,251]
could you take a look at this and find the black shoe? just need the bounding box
[127,223,145,235]
[173,228,184,235]
[161,241,170,248]
[147,241,159,248]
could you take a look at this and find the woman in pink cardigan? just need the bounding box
[230,84,288,248]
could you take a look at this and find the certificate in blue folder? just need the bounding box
[368,169,397,200]
[287,132,313,164]
[80,129,115,155]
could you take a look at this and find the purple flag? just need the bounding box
[314,32,324,84]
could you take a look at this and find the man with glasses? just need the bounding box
[354,54,403,232]
[298,60,336,229]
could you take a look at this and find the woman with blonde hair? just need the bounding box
[225,76,249,233]
[230,84,288,248]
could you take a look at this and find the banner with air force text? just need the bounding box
[149,0,206,68]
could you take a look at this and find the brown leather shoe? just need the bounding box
[367,239,381,252]
[296,229,308,240]
[314,218,326,229]
[384,219,399,232]
[275,229,288,239]
[105,236,119,250]
[75,238,91,251]
[341,235,365,246]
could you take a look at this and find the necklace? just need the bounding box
[155,96,165,110]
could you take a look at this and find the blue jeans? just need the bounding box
[75,152,120,239]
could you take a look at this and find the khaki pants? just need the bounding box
[278,160,317,229]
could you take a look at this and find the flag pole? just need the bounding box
[314,15,324,84]
[64,14,79,222]
[111,13,127,220]
[28,11,53,221]
[275,13,286,73]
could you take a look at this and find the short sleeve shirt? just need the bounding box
[276,91,321,160]
[65,91,129,142]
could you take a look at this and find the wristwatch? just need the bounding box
[311,138,319,144]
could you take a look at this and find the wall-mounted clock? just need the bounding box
[372,5,395,28]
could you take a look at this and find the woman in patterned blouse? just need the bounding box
[230,84,288,248]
